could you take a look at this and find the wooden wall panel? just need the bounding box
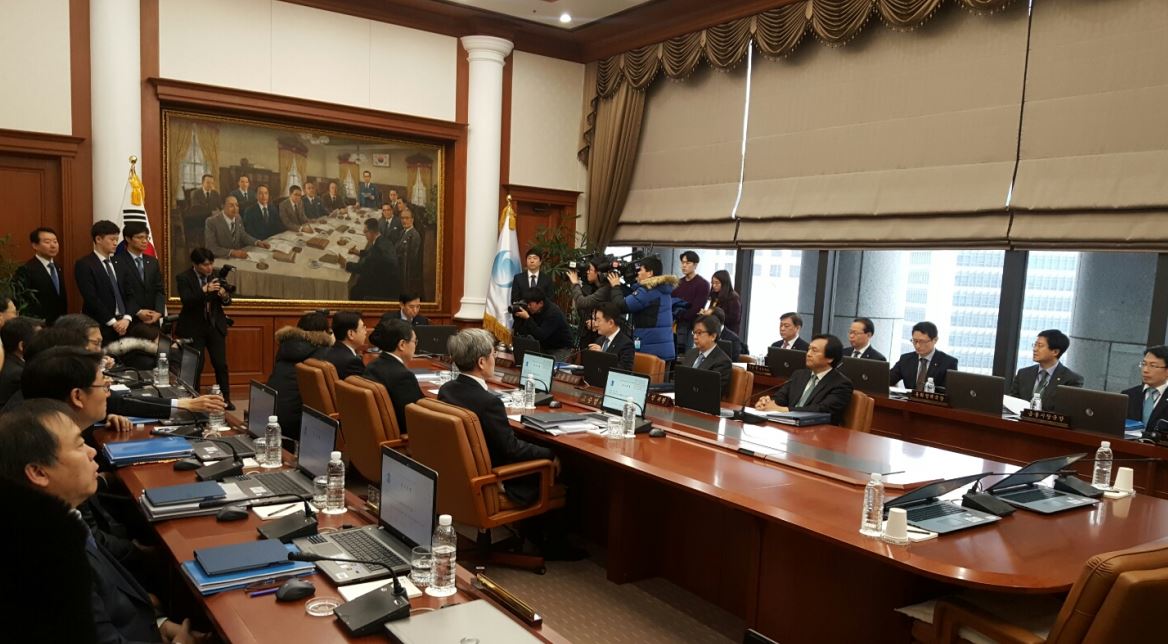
[0,155,59,259]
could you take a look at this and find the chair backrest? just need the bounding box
[345,376,404,441]
[723,366,754,406]
[1047,541,1168,643]
[332,378,388,482]
[1082,567,1168,642]
[841,390,874,432]
[296,360,342,450]
[404,399,496,527]
[633,352,666,383]
[303,358,339,403]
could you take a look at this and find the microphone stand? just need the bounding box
[288,552,411,635]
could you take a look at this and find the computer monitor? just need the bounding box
[838,357,890,398]
[946,371,1005,416]
[379,444,438,549]
[766,347,806,378]
[298,407,339,480]
[520,351,554,393]
[178,345,200,390]
[247,380,277,438]
[415,325,457,356]
[601,368,650,416]
[1056,385,1128,438]
[581,349,619,388]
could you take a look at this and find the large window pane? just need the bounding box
[745,250,803,351]
[1015,251,1079,373]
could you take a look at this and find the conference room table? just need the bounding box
[95,424,567,644]
[464,358,1168,643]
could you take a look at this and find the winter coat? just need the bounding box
[266,326,334,439]
[613,274,679,361]
[104,337,158,371]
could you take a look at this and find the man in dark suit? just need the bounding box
[511,287,572,361]
[278,185,313,233]
[586,302,634,371]
[770,312,809,351]
[757,334,855,425]
[302,180,328,219]
[1125,345,1168,430]
[188,173,223,220]
[228,174,255,213]
[395,293,430,326]
[377,201,404,245]
[340,217,400,301]
[114,222,165,327]
[512,249,552,303]
[0,316,42,406]
[176,247,234,407]
[1008,329,1084,411]
[318,310,366,380]
[243,185,282,240]
[889,321,959,391]
[321,180,346,212]
[74,220,134,345]
[846,317,886,361]
[358,170,381,208]
[676,314,733,394]
[710,307,748,360]
[13,226,68,324]
[205,195,270,260]
[365,318,424,432]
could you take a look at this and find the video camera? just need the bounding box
[569,249,652,285]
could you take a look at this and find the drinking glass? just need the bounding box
[252,437,269,467]
[410,546,432,588]
[312,476,329,508]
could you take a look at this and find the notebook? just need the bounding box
[103,436,194,466]
[195,538,292,576]
[144,481,226,507]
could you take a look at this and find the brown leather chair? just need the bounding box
[296,358,344,450]
[908,541,1168,644]
[842,390,874,433]
[333,377,405,482]
[404,398,565,573]
[344,376,406,446]
[723,366,754,406]
[633,351,666,383]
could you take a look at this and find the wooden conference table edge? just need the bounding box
[95,424,567,644]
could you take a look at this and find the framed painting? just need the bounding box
[161,109,445,307]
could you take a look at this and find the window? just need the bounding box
[180,131,209,191]
[745,249,804,352]
[770,265,781,277]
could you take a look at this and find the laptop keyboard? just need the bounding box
[1002,487,1062,503]
[320,530,406,570]
[249,472,307,497]
[906,503,967,522]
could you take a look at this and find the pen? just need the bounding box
[738,447,756,457]
[249,587,279,598]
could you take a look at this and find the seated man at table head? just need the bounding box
[677,314,732,394]
[0,316,44,407]
[242,184,281,240]
[302,179,327,219]
[365,318,424,433]
[847,317,886,361]
[319,310,367,379]
[511,287,573,362]
[770,312,808,351]
[757,334,854,425]
[392,292,430,326]
[888,321,958,391]
[321,180,346,213]
[1009,329,1083,411]
[1125,345,1168,430]
[279,184,313,233]
[587,301,635,371]
[205,195,269,260]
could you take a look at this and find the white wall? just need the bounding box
[158,0,458,122]
[0,0,72,135]
[508,51,585,192]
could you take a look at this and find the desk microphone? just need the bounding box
[257,497,318,541]
[164,434,243,481]
[288,553,410,634]
[733,381,788,424]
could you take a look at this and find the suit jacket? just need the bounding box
[86,527,162,644]
[408,313,430,327]
[13,256,68,323]
[378,215,404,246]
[775,367,855,425]
[346,235,400,301]
[1009,363,1085,412]
[511,271,553,303]
[358,182,381,208]
[321,193,347,212]
[242,202,282,240]
[175,268,231,338]
[770,336,810,351]
[438,374,554,506]
[847,345,887,361]
[114,251,165,315]
[318,344,365,380]
[278,198,309,231]
[678,346,733,394]
[889,349,959,390]
[397,227,422,294]
[364,354,424,432]
[599,331,635,371]
[75,253,134,342]
[303,194,328,219]
[188,188,222,218]
[0,355,24,406]
[1125,384,1168,429]
[204,213,259,259]
[228,187,255,212]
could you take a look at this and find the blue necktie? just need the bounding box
[1144,388,1160,425]
[48,262,60,294]
[693,353,705,369]
[135,256,145,280]
[103,259,126,316]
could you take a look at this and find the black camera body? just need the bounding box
[508,302,528,316]
[215,264,237,293]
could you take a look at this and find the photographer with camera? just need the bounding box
[607,256,679,362]
[176,247,235,409]
[566,255,616,349]
[511,287,572,361]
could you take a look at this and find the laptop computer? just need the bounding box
[156,344,202,399]
[579,368,653,433]
[674,365,725,417]
[838,357,890,398]
[226,407,337,500]
[294,444,437,584]
[946,371,1005,416]
[512,335,541,365]
[884,473,1000,534]
[580,349,618,388]
[766,347,806,378]
[415,325,457,356]
[519,350,555,407]
[194,381,276,460]
[1056,385,1128,437]
[985,453,1098,514]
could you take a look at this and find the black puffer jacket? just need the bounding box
[266,326,334,439]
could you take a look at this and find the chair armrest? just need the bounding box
[328,412,340,420]
[491,459,554,481]
[933,596,1045,644]
[378,439,407,451]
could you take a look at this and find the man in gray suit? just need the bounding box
[676,314,733,394]
[205,196,269,259]
[1008,329,1084,411]
[279,185,313,233]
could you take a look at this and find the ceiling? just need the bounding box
[444,0,655,29]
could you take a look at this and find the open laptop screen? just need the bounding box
[986,454,1086,493]
[415,325,457,356]
[298,407,338,479]
[885,473,990,510]
[520,351,555,393]
[602,368,650,416]
[379,446,437,549]
[179,345,200,390]
[247,381,277,438]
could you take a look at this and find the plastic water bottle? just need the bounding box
[207,385,225,428]
[1091,441,1113,490]
[622,396,637,438]
[324,451,346,514]
[450,361,460,381]
[154,353,169,386]
[924,377,936,394]
[633,337,642,351]
[427,514,457,597]
[262,415,282,469]
[1030,392,1043,411]
[859,473,884,537]
[524,374,536,409]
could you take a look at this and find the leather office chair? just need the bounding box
[404,398,565,573]
[633,352,666,383]
[842,390,874,433]
[333,377,405,482]
[904,541,1168,644]
[295,358,344,451]
[344,376,407,447]
[723,366,754,406]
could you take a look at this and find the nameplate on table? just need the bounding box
[501,373,521,386]
[909,390,949,406]
[553,372,583,386]
[577,393,603,409]
[746,363,772,376]
[647,393,674,408]
[1019,408,1070,429]
[496,357,516,369]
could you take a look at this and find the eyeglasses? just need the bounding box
[1139,361,1168,370]
[83,381,112,393]
[911,338,935,346]
[692,329,710,337]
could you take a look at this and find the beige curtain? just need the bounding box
[194,123,219,187]
[585,80,646,249]
[167,120,194,206]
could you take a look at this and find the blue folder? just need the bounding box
[102,436,193,466]
[182,543,314,595]
[144,481,225,507]
[195,539,292,576]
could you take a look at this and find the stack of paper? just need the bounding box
[139,481,250,522]
[103,436,193,466]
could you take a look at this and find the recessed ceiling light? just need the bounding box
[559,12,572,24]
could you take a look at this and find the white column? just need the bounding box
[90,0,142,222]
[455,35,513,321]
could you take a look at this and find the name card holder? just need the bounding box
[577,393,603,409]
[501,374,520,386]
[553,372,583,386]
[909,390,949,406]
[647,393,675,408]
[746,363,772,376]
[495,357,515,369]
[1019,408,1071,429]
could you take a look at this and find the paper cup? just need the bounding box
[882,508,910,545]
[1113,466,1135,493]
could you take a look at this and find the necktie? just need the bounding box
[261,206,268,222]
[242,191,247,200]
[1034,370,1050,396]
[102,259,126,316]
[1145,388,1160,425]
[693,352,705,369]
[915,357,929,390]
[135,256,145,280]
[48,262,60,294]
[530,274,536,289]
[601,337,610,351]
[852,350,861,358]
[797,374,819,407]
